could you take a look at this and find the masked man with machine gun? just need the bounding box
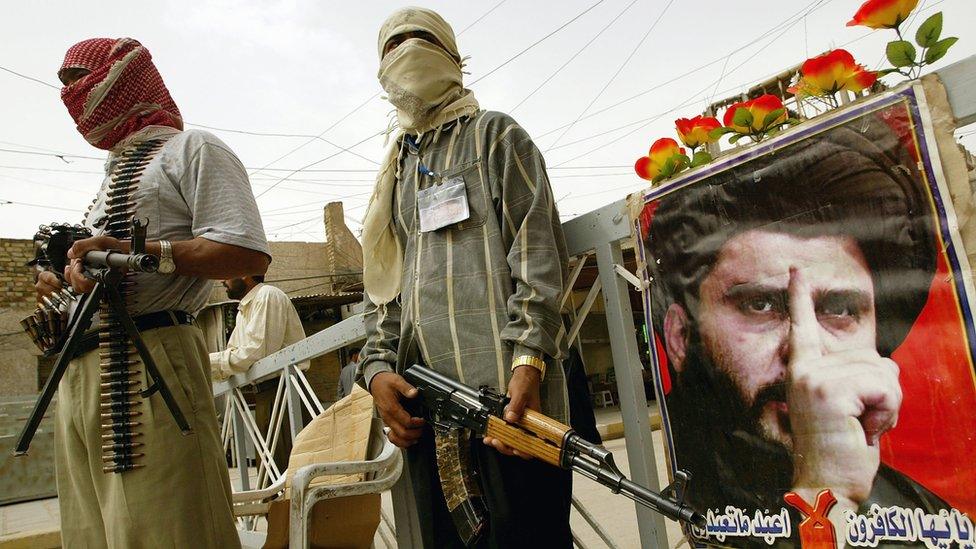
[28,38,270,548]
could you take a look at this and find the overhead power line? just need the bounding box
[533,0,830,144]
[0,65,59,89]
[510,0,639,113]
[0,147,102,162]
[457,0,507,36]
[0,198,84,212]
[186,123,380,165]
[546,0,677,151]
[550,0,830,167]
[468,0,605,86]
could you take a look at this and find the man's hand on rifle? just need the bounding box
[483,365,541,460]
[64,235,124,294]
[370,371,425,448]
[34,271,63,304]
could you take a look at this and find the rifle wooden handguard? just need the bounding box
[484,410,571,466]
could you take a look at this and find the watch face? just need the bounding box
[158,260,176,274]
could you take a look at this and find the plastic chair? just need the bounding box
[232,418,402,549]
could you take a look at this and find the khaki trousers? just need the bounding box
[55,324,240,549]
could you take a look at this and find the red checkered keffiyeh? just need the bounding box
[59,38,182,150]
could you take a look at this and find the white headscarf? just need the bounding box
[361,7,480,305]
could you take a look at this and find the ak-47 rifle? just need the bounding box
[404,364,705,545]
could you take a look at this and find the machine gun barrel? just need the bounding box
[84,250,159,273]
[403,364,705,528]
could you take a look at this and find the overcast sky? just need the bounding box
[1,0,974,242]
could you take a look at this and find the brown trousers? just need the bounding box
[55,324,240,548]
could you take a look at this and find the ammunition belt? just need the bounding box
[98,138,166,474]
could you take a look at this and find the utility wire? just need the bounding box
[0,163,631,175]
[247,0,513,182]
[0,199,84,212]
[510,0,639,113]
[551,0,829,167]
[533,0,828,142]
[457,0,507,36]
[0,147,102,161]
[186,122,380,165]
[253,130,384,199]
[260,0,607,189]
[0,65,59,89]
[546,0,676,151]
[468,0,605,86]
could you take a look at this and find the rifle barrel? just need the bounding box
[84,250,159,273]
[618,477,705,528]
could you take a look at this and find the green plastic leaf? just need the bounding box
[659,157,676,178]
[732,108,754,128]
[915,12,942,48]
[762,108,786,130]
[708,127,735,138]
[691,150,712,167]
[728,133,745,144]
[876,68,902,76]
[766,127,782,138]
[925,37,958,64]
[886,40,917,67]
[785,118,801,126]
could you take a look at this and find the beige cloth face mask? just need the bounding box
[363,8,480,306]
[378,38,463,134]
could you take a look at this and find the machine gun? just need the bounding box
[404,364,705,545]
[15,219,191,459]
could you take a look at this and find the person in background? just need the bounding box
[210,274,308,470]
[337,350,361,400]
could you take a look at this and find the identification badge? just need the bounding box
[417,176,470,233]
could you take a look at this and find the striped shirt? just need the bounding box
[361,111,570,421]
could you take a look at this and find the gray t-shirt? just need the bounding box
[84,129,270,316]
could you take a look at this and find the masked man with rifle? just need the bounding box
[32,38,270,548]
[360,8,573,548]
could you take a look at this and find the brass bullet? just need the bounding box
[99,390,140,401]
[100,411,142,421]
[101,430,143,441]
[102,442,144,452]
[100,380,139,390]
[102,463,144,474]
[101,420,141,430]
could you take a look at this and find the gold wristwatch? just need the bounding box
[511,355,546,380]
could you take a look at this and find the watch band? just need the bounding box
[158,239,175,274]
[511,355,546,380]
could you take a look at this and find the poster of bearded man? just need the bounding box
[634,80,976,548]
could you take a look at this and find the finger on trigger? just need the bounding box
[787,266,822,366]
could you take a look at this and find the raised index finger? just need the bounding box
[787,266,822,370]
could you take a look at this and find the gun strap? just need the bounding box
[433,424,487,546]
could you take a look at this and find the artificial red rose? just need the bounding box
[722,94,787,134]
[675,115,721,149]
[635,138,685,181]
[847,0,919,29]
[792,49,878,95]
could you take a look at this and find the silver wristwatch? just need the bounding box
[157,240,176,274]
